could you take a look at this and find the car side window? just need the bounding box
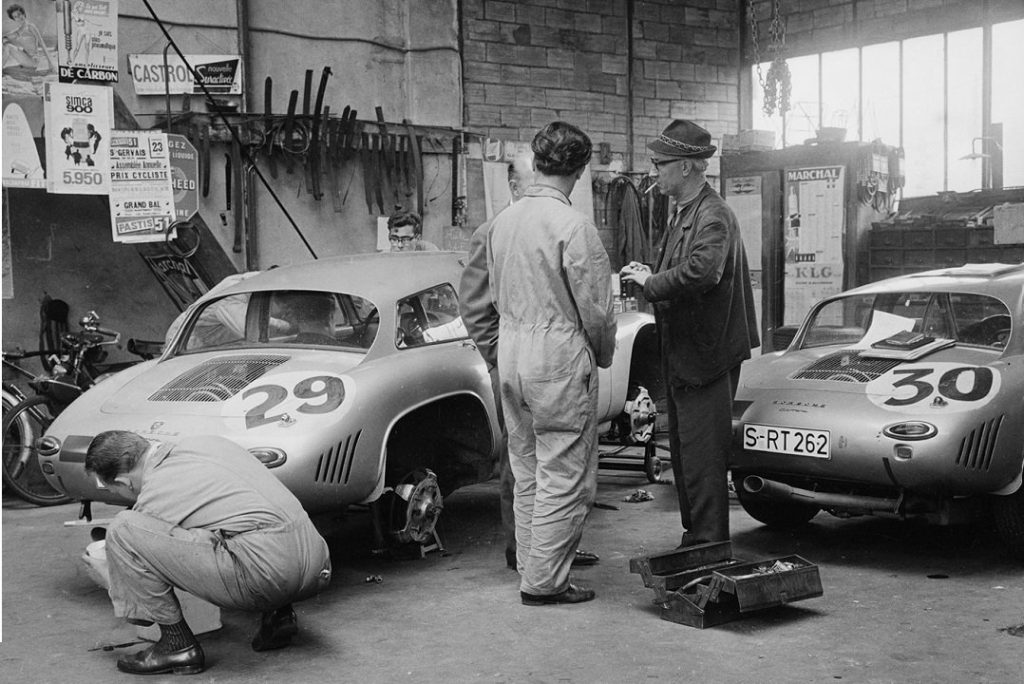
[183,293,251,351]
[395,284,467,349]
[950,293,1012,348]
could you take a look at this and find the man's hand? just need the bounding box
[620,261,652,288]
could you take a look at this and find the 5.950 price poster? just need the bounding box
[108,130,176,243]
[43,81,112,194]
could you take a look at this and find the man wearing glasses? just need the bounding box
[620,119,759,551]
[388,209,439,252]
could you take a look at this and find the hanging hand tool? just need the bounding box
[230,133,244,253]
[327,114,343,212]
[199,123,210,198]
[360,126,375,215]
[309,66,332,201]
[283,89,298,174]
[301,70,314,193]
[264,76,277,179]
[371,131,385,214]
[403,119,424,217]
[224,152,232,211]
[375,107,397,209]
[339,107,358,207]
[315,104,329,201]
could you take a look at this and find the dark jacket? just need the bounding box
[643,183,759,387]
[458,218,499,369]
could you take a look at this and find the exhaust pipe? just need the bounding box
[742,475,901,515]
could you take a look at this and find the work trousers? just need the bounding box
[501,344,598,596]
[105,510,331,625]
[665,365,741,542]
[489,364,516,553]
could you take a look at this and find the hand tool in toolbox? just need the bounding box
[629,541,823,628]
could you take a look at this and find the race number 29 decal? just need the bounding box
[222,373,347,429]
[866,363,1001,413]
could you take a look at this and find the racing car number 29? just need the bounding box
[742,424,831,459]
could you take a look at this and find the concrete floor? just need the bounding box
[2,466,1022,684]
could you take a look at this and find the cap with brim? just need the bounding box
[647,119,717,159]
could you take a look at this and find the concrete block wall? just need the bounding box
[461,0,741,172]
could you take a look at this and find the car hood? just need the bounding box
[97,349,365,416]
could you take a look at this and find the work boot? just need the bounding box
[521,583,596,606]
[252,604,299,652]
[117,619,205,675]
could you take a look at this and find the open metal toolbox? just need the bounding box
[629,541,823,628]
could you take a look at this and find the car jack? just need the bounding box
[630,541,823,628]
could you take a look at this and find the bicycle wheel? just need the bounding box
[1,396,71,506]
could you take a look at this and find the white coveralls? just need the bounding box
[487,185,616,596]
[104,436,331,625]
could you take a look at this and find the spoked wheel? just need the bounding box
[1,396,71,506]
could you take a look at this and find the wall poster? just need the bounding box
[43,81,112,194]
[108,129,176,243]
[782,165,845,325]
[56,0,119,83]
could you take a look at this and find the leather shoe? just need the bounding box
[252,605,299,652]
[521,583,596,606]
[571,549,599,567]
[117,642,205,675]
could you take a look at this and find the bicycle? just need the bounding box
[2,310,128,506]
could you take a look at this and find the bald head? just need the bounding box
[508,151,536,202]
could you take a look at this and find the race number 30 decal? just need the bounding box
[222,372,347,429]
[866,363,1001,413]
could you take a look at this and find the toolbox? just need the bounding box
[629,542,823,628]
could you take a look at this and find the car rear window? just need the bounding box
[179,290,379,353]
[802,292,1011,350]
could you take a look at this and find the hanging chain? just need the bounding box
[750,0,791,117]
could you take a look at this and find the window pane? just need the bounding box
[947,28,983,191]
[993,19,1024,187]
[751,61,785,148]
[784,54,819,147]
[902,35,945,196]
[861,42,900,147]
[821,48,859,139]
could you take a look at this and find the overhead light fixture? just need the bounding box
[959,136,1003,160]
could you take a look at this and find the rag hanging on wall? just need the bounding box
[749,0,790,117]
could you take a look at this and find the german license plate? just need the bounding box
[742,424,831,458]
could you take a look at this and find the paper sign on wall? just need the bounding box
[43,81,113,194]
[108,130,176,243]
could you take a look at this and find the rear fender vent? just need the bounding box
[793,351,903,383]
[149,355,290,402]
[314,431,361,485]
[955,415,1003,472]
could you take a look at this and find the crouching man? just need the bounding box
[85,430,332,675]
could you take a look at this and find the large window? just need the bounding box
[751,19,1024,196]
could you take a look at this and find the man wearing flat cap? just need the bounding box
[621,119,759,549]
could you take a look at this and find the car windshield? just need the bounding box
[178,290,379,353]
[801,291,1012,350]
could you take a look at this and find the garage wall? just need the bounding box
[461,0,742,172]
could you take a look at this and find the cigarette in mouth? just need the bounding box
[643,183,658,195]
